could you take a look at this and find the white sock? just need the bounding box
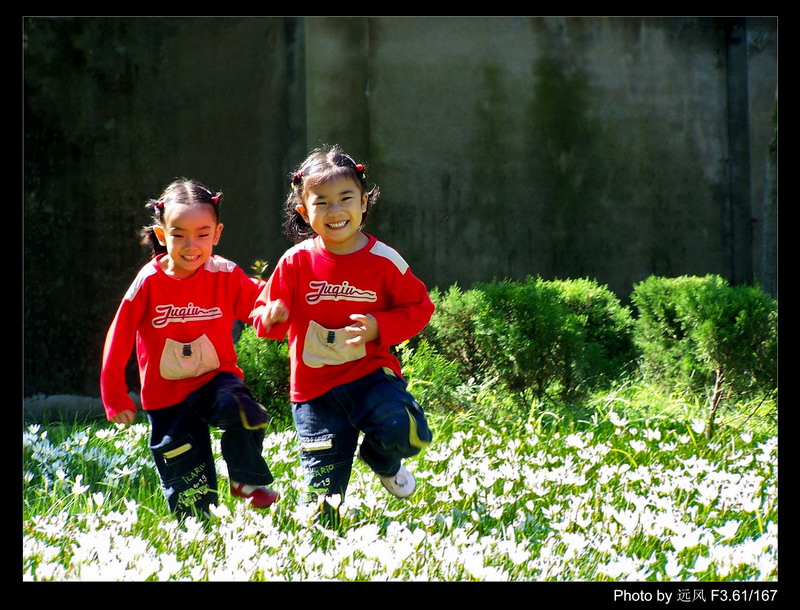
[232,481,263,494]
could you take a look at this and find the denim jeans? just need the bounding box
[292,368,433,504]
[148,372,274,517]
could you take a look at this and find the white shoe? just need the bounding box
[379,465,416,498]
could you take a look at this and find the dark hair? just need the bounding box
[283,145,380,243]
[140,179,223,257]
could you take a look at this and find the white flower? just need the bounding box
[71,475,90,495]
[612,508,640,533]
[565,433,586,449]
[598,555,639,579]
[689,555,711,573]
[112,465,140,478]
[629,440,647,453]
[643,428,661,442]
[670,529,702,552]
[326,494,342,509]
[608,410,628,427]
[663,552,683,579]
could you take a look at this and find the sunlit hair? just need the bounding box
[283,145,380,243]
[140,179,223,257]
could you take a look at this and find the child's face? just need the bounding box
[153,203,223,278]
[297,176,368,254]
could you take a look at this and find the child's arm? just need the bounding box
[253,299,290,335]
[110,410,136,426]
[251,260,293,339]
[232,267,268,324]
[345,313,379,346]
[100,299,140,424]
[359,269,435,347]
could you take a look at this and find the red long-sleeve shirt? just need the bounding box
[101,254,264,420]
[252,234,434,402]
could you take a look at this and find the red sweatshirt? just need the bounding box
[252,234,434,402]
[101,254,264,420]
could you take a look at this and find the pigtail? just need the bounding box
[140,198,167,258]
[284,166,313,243]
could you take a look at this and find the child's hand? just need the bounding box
[257,299,290,332]
[111,410,136,427]
[345,313,379,346]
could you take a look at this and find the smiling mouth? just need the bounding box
[182,255,201,262]
[327,220,349,230]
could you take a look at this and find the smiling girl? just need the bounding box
[100,179,280,518]
[252,147,435,513]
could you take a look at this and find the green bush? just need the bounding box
[421,284,487,381]
[630,275,712,388]
[233,274,776,439]
[471,277,566,403]
[235,326,291,423]
[631,275,777,438]
[396,339,471,413]
[548,278,638,397]
[422,277,637,409]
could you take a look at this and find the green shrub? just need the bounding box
[630,275,706,387]
[235,325,291,423]
[423,277,636,410]
[631,275,777,438]
[396,339,471,413]
[548,278,638,397]
[420,284,487,381]
[471,277,566,403]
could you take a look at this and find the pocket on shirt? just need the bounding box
[302,320,366,368]
[160,334,220,380]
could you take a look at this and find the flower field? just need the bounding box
[22,400,777,583]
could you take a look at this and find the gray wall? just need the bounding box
[304,17,777,294]
[23,16,777,397]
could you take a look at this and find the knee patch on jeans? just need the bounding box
[150,433,218,516]
[299,433,336,455]
[406,401,433,449]
[381,370,433,451]
[188,373,271,431]
[297,433,352,502]
[232,392,272,430]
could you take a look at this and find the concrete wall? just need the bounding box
[305,17,777,295]
[23,16,777,397]
[24,17,301,396]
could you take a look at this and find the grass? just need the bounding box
[22,383,777,582]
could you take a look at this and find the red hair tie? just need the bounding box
[211,195,220,205]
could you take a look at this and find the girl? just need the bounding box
[101,179,279,518]
[252,146,434,509]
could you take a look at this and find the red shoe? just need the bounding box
[230,482,280,508]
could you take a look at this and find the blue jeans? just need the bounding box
[148,372,274,518]
[292,368,433,504]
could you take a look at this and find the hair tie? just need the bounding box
[291,170,303,189]
[355,164,364,172]
[211,195,220,205]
